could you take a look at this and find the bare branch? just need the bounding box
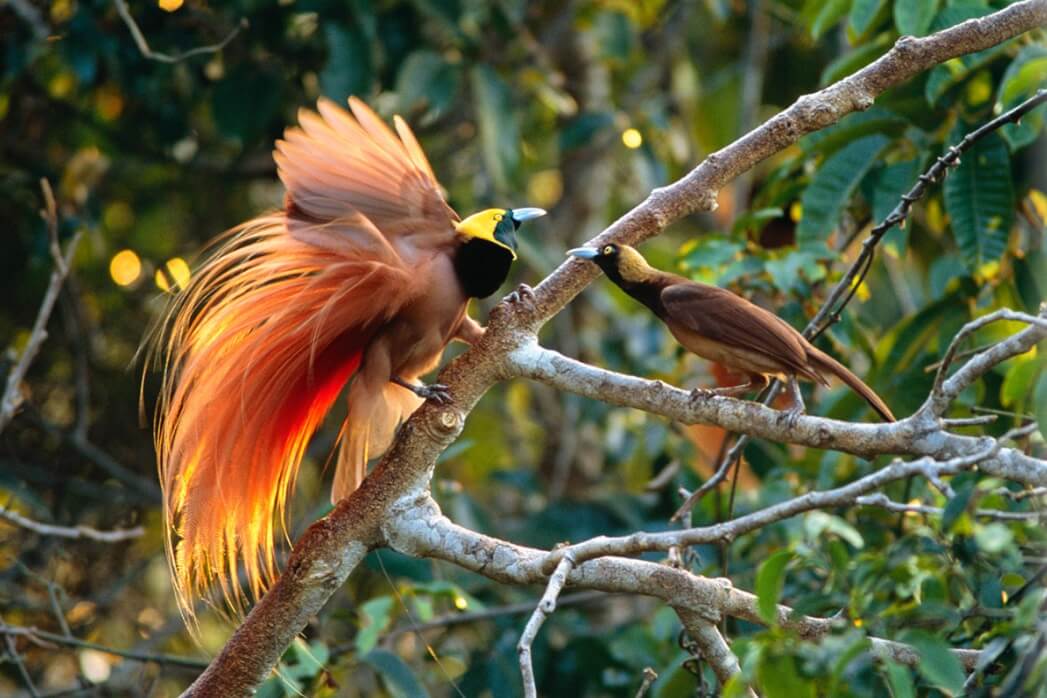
[855,492,1043,522]
[113,0,247,64]
[0,180,81,435]
[0,505,144,542]
[518,553,575,698]
[0,624,207,669]
[676,608,754,695]
[389,498,985,671]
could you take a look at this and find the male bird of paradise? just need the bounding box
[152,97,544,617]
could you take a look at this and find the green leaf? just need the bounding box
[1001,354,1041,406]
[1036,371,1047,440]
[470,65,521,190]
[821,32,893,85]
[942,126,1014,272]
[848,0,887,41]
[924,5,1007,105]
[361,648,431,698]
[757,652,816,698]
[396,50,459,123]
[902,630,966,695]
[894,0,938,36]
[805,511,865,548]
[942,482,974,532]
[868,158,924,255]
[809,0,852,40]
[881,659,916,698]
[797,134,890,251]
[756,550,793,624]
[996,45,1047,150]
[356,596,395,654]
[320,24,372,101]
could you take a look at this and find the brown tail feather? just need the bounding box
[808,348,895,422]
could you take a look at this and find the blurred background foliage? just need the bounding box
[2,0,1046,695]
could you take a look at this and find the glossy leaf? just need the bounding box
[903,630,966,695]
[797,134,890,251]
[894,0,938,36]
[942,126,1014,271]
[848,0,888,41]
[996,45,1047,150]
[756,550,793,624]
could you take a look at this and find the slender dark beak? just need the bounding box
[510,207,547,226]
[567,247,599,260]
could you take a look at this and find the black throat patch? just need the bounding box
[454,238,515,298]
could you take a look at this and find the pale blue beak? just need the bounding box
[509,207,547,224]
[566,247,599,260]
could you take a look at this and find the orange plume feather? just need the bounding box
[152,97,458,621]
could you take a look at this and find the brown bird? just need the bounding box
[152,96,544,615]
[567,243,894,422]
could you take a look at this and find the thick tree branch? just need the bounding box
[386,496,984,671]
[182,2,1047,693]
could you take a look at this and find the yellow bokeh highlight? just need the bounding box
[453,595,468,611]
[1027,189,1047,223]
[155,257,191,292]
[853,618,863,628]
[526,169,563,208]
[789,201,803,223]
[159,0,183,11]
[621,128,643,149]
[974,260,1000,283]
[109,249,142,287]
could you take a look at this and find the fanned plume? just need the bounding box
[153,97,456,620]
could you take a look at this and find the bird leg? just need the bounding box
[503,283,535,305]
[391,376,452,404]
[453,316,485,345]
[689,375,768,402]
[780,376,806,427]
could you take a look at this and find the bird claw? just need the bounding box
[503,283,535,306]
[689,387,714,403]
[778,405,804,429]
[416,383,452,404]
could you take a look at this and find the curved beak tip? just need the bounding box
[567,247,599,260]
[511,207,547,222]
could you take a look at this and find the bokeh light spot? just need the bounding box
[621,128,643,149]
[109,250,141,287]
[156,257,191,292]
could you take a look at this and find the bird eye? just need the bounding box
[494,214,503,221]
[602,245,614,255]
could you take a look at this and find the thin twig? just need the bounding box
[0,506,144,542]
[634,667,658,698]
[113,0,247,64]
[518,552,575,698]
[856,492,1043,521]
[0,180,80,435]
[2,617,41,697]
[0,624,207,669]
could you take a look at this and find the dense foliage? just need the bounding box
[2,0,1045,695]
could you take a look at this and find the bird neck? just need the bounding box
[603,253,669,315]
[454,238,515,298]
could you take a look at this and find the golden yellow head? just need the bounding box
[454,207,546,259]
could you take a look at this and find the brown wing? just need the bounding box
[660,282,823,383]
[274,96,458,262]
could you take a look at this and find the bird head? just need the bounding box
[567,243,653,283]
[454,207,546,259]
